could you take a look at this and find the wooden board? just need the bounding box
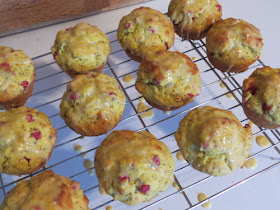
[0,0,149,36]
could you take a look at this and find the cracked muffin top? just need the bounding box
[0,106,57,175]
[0,170,89,210]
[135,50,201,110]
[60,73,125,136]
[0,46,35,107]
[94,130,175,205]
[168,0,222,40]
[206,18,263,73]
[117,7,175,62]
[51,22,110,76]
[242,66,280,129]
[175,106,253,176]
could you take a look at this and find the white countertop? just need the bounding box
[1,0,279,210]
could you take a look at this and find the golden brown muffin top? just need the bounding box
[138,51,199,87]
[175,106,253,176]
[117,7,175,59]
[168,0,222,39]
[206,18,263,68]
[0,106,57,175]
[0,46,35,101]
[0,170,89,210]
[243,66,280,125]
[94,130,175,205]
[51,23,110,73]
[60,73,125,136]
[135,50,201,110]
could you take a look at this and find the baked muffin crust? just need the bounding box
[175,106,253,176]
[0,46,35,109]
[60,73,125,136]
[94,130,175,205]
[0,170,89,210]
[117,7,175,62]
[242,66,280,129]
[51,23,111,77]
[168,0,222,40]
[135,51,201,110]
[0,106,57,175]
[206,18,263,73]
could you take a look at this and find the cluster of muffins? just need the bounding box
[0,0,277,208]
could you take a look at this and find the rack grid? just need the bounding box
[1,26,280,210]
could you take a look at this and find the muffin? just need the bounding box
[117,7,175,62]
[60,73,125,136]
[175,106,253,176]
[0,106,57,175]
[168,0,222,40]
[0,170,89,209]
[94,130,175,205]
[242,66,280,129]
[51,22,111,77]
[0,46,35,109]
[135,51,201,110]
[206,18,263,73]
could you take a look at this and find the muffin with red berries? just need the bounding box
[168,0,222,40]
[0,170,89,209]
[94,130,175,205]
[175,106,253,176]
[117,7,175,62]
[51,22,111,77]
[135,51,201,110]
[206,18,263,73]
[0,46,35,109]
[60,73,125,136]
[243,66,280,129]
[0,106,57,175]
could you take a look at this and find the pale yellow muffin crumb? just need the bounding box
[176,151,185,162]
[198,193,212,208]
[226,93,234,98]
[106,206,113,210]
[244,157,257,169]
[256,135,270,147]
[99,186,107,195]
[139,97,145,102]
[172,181,180,191]
[83,159,93,170]
[137,102,154,119]
[220,82,226,88]
[88,169,94,176]
[192,57,197,61]
[74,144,83,153]
[122,75,135,84]
[163,110,172,115]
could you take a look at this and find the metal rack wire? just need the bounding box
[1,27,280,210]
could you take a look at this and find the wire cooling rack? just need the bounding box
[1,27,280,210]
